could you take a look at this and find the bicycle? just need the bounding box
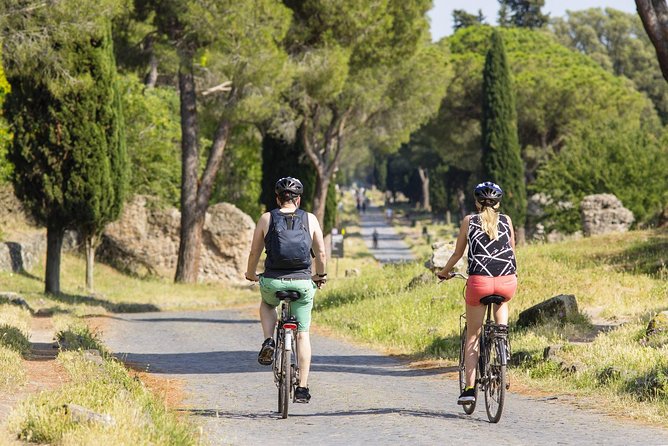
[449,272,510,423]
[272,290,301,419]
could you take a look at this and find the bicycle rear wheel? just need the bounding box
[275,332,284,413]
[459,324,476,415]
[280,346,291,419]
[484,337,506,423]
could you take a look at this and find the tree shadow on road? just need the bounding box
[179,407,463,420]
[114,350,453,377]
[46,292,160,313]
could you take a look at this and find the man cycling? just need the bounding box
[245,177,327,403]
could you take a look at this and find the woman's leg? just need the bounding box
[493,302,508,325]
[464,304,486,387]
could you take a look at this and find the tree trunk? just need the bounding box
[456,189,467,220]
[637,0,668,82]
[145,52,158,88]
[175,58,201,283]
[85,235,95,292]
[515,225,526,246]
[312,171,330,228]
[174,54,232,283]
[417,167,431,212]
[45,222,64,295]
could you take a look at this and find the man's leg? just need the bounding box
[258,280,280,366]
[260,300,277,339]
[297,331,311,387]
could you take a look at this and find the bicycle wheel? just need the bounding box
[484,337,506,423]
[280,342,291,419]
[275,332,284,413]
[291,332,299,395]
[459,324,476,415]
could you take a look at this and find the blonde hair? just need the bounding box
[478,203,500,240]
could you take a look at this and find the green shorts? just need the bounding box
[259,276,316,332]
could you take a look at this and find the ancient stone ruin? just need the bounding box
[580,194,634,237]
[96,195,254,284]
[424,241,466,272]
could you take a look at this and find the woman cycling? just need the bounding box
[436,181,517,404]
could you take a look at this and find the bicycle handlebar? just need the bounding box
[437,271,468,282]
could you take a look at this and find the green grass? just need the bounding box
[8,349,198,445]
[0,305,31,391]
[313,226,668,423]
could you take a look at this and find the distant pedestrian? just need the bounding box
[372,229,379,249]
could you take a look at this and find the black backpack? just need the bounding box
[265,208,312,270]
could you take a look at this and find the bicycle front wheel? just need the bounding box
[484,337,506,423]
[459,324,476,415]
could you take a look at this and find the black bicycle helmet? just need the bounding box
[275,177,304,196]
[474,181,503,207]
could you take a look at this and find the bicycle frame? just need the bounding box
[452,272,509,423]
[273,297,300,419]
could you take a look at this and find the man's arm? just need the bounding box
[245,212,270,281]
[309,213,327,277]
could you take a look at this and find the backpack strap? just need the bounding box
[296,208,310,234]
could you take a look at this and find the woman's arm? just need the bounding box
[506,215,516,251]
[436,215,470,279]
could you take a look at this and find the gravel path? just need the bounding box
[359,207,415,264]
[103,309,668,446]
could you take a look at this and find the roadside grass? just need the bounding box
[314,225,668,423]
[8,348,197,445]
[0,305,31,391]
[0,250,254,443]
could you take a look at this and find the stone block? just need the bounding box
[517,294,579,328]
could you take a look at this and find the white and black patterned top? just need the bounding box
[467,213,517,276]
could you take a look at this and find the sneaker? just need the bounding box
[257,338,275,366]
[458,386,476,405]
[294,386,311,403]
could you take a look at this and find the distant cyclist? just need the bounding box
[436,181,517,405]
[245,177,327,403]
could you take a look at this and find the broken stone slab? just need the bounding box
[543,344,564,361]
[64,403,115,426]
[0,292,33,312]
[407,272,437,289]
[517,294,579,328]
[646,311,668,337]
[82,349,105,366]
[424,241,466,272]
[345,268,360,277]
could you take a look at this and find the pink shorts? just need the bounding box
[465,274,517,307]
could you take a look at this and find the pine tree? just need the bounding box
[481,30,527,240]
[498,0,549,29]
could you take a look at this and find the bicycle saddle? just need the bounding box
[480,294,506,305]
[275,290,301,301]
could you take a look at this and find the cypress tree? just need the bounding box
[68,23,128,291]
[3,17,127,294]
[481,30,527,239]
